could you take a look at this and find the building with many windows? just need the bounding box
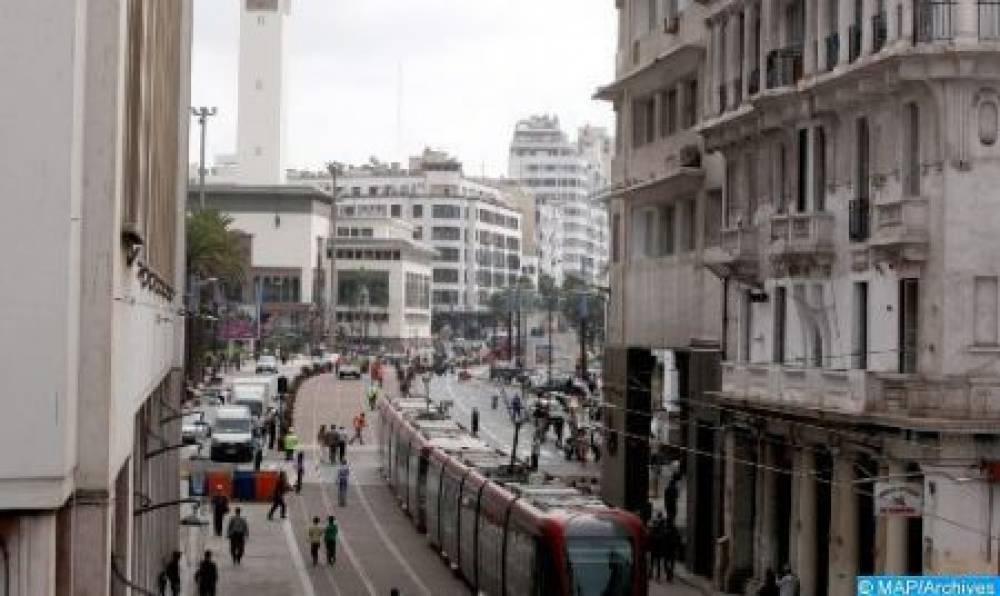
[332,217,434,347]
[0,1,192,593]
[508,115,612,285]
[603,0,1000,592]
[289,150,523,337]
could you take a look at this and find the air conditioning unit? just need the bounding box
[664,16,679,33]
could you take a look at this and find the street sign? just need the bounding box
[875,481,923,517]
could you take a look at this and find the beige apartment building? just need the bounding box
[603,0,1000,593]
[0,1,191,594]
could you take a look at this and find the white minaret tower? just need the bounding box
[236,0,289,184]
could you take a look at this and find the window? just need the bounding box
[899,278,919,373]
[773,286,787,364]
[412,204,424,218]
[351,187,360,197]
[659,205,676,256]
[405,273,430,309]
[815,127,827,211]
[854,281,869,369]
[741,290,753,362]
[904,103,921,196]
[684,79,698,128]
[776,142,788,212]
[857,117,870,200]
[661,89,678,137]
[704,190,723,246]
[644,211,657,257]
[435,247,461,262]
[391,204,402,217]
[433,268,460,283]
[413,226,423,240]
[432,204,461,219]
[974,276,999,345]
[686,199,697,251]
[797,128,808,212]
[431,227,461,241]
[368,186,378,196]
[612,213,621,263]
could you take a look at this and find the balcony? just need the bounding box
[748,67,760,95]
[703,225,759,283]
[849,24,862,62]
[766,45,803,89]
[769,211,836,275]
[868,196,929,263]
[719,364,1000,422]
[849,198,871,242]
[824,33,839,71]
[915,0,956,41]
[873,13,888,52]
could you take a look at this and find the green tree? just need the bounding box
[186,209,246,286]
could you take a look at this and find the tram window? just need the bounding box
[478,500,504,595]
[426,461,442,543]
[565,538,633,596]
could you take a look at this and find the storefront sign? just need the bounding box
[875,481,923,517]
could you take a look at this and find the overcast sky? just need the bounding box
[190,1,617,177]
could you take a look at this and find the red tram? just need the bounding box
[377,397,647,596]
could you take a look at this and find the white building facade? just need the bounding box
[332,218,434,347]
[289,151,523,338]
[0,1,191,593]
[508,115,612,286]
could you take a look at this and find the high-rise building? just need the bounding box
[235,0,290,184]
[508,115,610,286]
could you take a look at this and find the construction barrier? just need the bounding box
[255,470,281,502]
[233,470,256,501]
[205,470,233,499]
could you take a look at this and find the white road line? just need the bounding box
[354,482,433,596]
[282,516,318,596]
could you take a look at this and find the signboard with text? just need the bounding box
[875,481,923,517]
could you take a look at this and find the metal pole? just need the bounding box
[191,107,217,210]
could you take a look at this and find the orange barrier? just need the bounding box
[255,470,281,502]
[205,470,233,499]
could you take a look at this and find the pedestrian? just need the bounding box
[648,513,666,581]
[295,451,305,494]
[759,568,780,596]
[777,565,799,596]
[317,424,328,462]
[210,489,229,537]
[267,471,289,520]
[253,445,263,471]
[308,516,324,566]
[324,515,339,564]
[326,425,339,464]
[158,550,181,596]
[349,412,366,445]
[194,550,218,596]
[510,392,522,422]
[283,427,299,461]
[471,407,480,437]
[553,416,564,447]
[664,473,680,522]
[664,518,680,582]
[530,435,541,471]
[337,462,350,506]
[226,507,249,565]
[337,426,347,463]
[266,415,277,451]
[367,385,378,411]
[590,429,601,462]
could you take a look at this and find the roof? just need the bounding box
[190,183,333,204]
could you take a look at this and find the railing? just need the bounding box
[748,67,760,95]
[849,24,862,62]
[825,33,839,71]
[979,0,1000,38]
[718,83,729,114]
[915,0,956,41]
[849,198,871,242]
[872,13,888,51]
[766,46,803,89]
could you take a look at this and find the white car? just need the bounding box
[256,355,279,374]
[338,362,362,379]
[181,411,210,444]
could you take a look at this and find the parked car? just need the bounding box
[182,411,210,445]
[338,362,362,379]
[256,354,279,374]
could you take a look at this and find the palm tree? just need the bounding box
[186,209,246,286]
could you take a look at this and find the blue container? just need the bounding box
[233,470,256,501]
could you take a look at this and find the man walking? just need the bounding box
[337,462,350,507]
[267,471,289,520]
[295,451,305,494]
[226,507,249,565]
[194,550,218,596]
[349,412,366,445]
[337,426,347,464]
[158,550,181,596]
[308,516,324,566]
[324,515,339,564]
[210,489,229,537]
[664,473,680,522]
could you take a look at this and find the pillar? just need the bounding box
[758,442,777,577]
[795,450,818,596]
[883,462,908,574]
[830,455,859,595]
[862,0,874,54]
[707,22,717,116]
[805,0,818,74]
[898,0,914,46]
[839,0,852,63]
[806,127,817,212]
[761,0,773,85]
[744,5,755,99]
[955,0,979,43]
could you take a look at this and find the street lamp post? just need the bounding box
[191,107,217,210]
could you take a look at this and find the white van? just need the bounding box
[210,405,255,463]
[231,382,268,418]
